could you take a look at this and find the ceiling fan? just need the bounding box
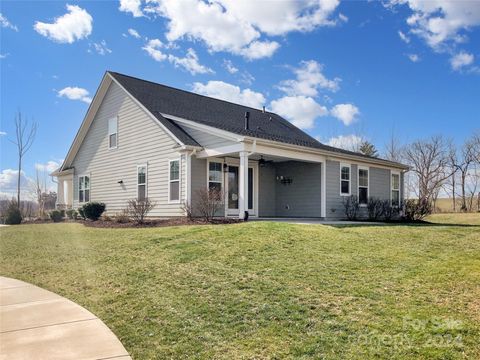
[258,155,274,167]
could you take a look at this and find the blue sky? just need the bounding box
[1,0,479,197]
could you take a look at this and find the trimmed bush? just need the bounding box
[77,207,86,220]
[404,199,432,221]
[66,209,75,219]
[81,202,106,221]
[5,201,22,225]
[49,210,63,222]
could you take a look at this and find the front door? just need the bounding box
[226,165,254,216]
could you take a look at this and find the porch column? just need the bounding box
[185,152,192,207]
[239,151,249,219]
[64,180,69,208]
[321,161,326,218]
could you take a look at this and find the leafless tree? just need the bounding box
[454,138,477,211]
[9,112,37,207]
[384,128,404,163]
[32,168,47,217]
[404,136,452,206]
[446,144,458,211]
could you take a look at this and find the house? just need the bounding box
[52,71,408,220]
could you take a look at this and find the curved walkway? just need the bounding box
[0,276,131,360]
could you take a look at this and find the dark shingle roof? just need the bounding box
[109,71,407,168]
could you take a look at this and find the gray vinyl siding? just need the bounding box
[258,164,276,217]
[178,124,236,148]
[71,81,185,217]
[369,167,390,199]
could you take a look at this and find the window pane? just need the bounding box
[341,180,349,194]
[341,166,350,180]
[84,176,90,189]
[392,190,400,206]
[392,174,400,190]
[79,177,84,191]
[85,189,90,202]
[79,190,84,203]
[228,166,239,209]
[170,181,179,201]
[209,182,221,192]
[109,133,117,148]
[170,161,179,181]
[359,169,368,187]
[138,167,146,185]
[359,187,368,204]
[209,162,222,182]
[138,184,146,200]
[248,168,253,210]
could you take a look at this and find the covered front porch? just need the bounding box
[186,140,327,219]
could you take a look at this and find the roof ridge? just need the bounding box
[108,70,271,114]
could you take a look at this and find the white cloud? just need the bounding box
[0,131,6,136]
[239,71,255,85]
[192,81,265,108]
[278,60,340,97]
[389,1,480,51]
[223,59,238,74]
[144,0,341,59]
[0,53,9,59]
[450,51,474,71]
[0,13,18,31]
[0,169,34,199]
[128,28,141,38]
[330,103,360,126]
[142,39,167,61]
[143,40,212,74]
[57,87,92,104]
[119,0,144,17]
[35,160,61,173]
[326,134,363,151]
[168,48,214,75]
[398,30,410,43]
[34,5,92,44]
[408,53,420,62]
[90,40,112,55]
[270,95,328,129]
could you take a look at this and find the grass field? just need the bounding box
[1,214,479,359]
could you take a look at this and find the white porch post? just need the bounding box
[239,151,249,219]
[185,152,192,207]
[64,180,69,208]
[57,179,65,208]
[321,161,326,218]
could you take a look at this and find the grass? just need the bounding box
[1,214,479,359]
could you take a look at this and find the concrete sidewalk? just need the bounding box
[0,276,131,360]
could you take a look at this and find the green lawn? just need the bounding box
[1,214,479,359]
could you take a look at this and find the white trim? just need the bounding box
[161,113,244,142]
[137,164,148,200]
[185,152,192,207]
[390,170,401,207]
[207,159,224,193]
[77,174,91,204]
[321,161,326,218]
[168,158,181,203]
[339,163,351,196]
[357,165,369,206]
[196,143,245,159]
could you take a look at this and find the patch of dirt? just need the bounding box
[80,218,241,228]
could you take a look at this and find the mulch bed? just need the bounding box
[79,217,241,228]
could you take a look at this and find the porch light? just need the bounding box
[118,180,123,184]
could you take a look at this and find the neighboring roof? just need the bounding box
[108,71,407,169]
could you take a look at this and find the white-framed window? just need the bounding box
[108,117,118,149]
[78,175,90,203]
[358,166,369,206]
[391,171,400,207]
[169,159,180,202]
[137,164,147,200]
[208,161,223,192]
[340,163,351,196]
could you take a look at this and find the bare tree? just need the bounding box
[404,136,452,206]
[384,128,404,163]
[446,144,458,212]
[9,112,37,207]
[455,138,477,211]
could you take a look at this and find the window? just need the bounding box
[391,172,400,207]
[137,165,147,200]
[358,167,369,205]
[340,164,351,195]
[108,117,118,149]
[169,160,180,202]
[208,162,222,192]
[78,175,90,203]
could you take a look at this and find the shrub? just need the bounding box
[4,201,22,225]
[72,210,78,220]
[194,188,225,223]
[404,199,432,221]
[49,210,63,222]
[66,209,75,219]
[127,198,156,224]
[114,211,130,224]
[181,201,194,221]
[342,195,359,220]
[102,214,112,222]
[81,202,106,221]
[382,200,399,221]
[77,207,86,220]
[367,197,384,221]
[59,209,66,218]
